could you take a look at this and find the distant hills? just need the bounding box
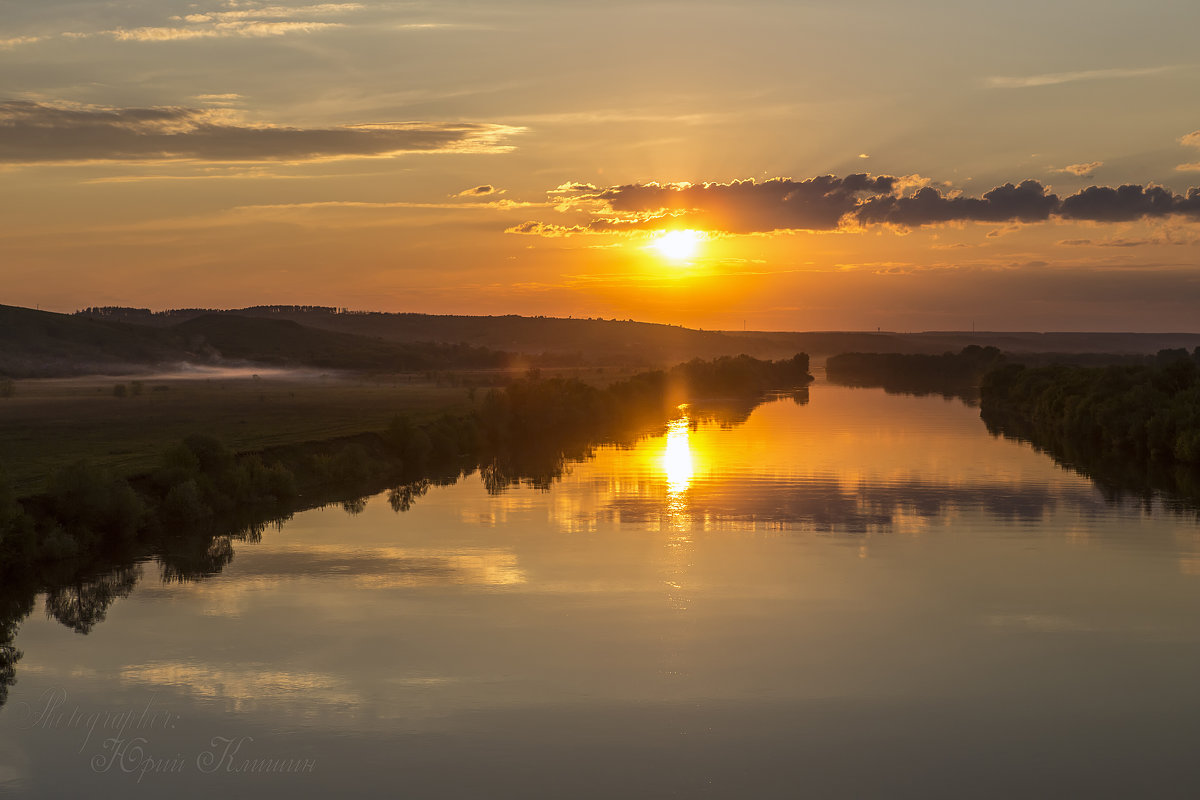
[0,305,511,378]
[3,303,1199,378]
[80,306,1200,359]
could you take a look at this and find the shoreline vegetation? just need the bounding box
[980,349,1200,507]
[0,354,812,705]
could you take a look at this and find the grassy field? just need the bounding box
[0,370,481,495]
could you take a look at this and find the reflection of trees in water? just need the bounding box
[388,480,430,512]
[159,535,235,583]
[826,376,980,405]
[482,449,575,495]
[982,407,1200,516]
[0,590,35,707]
[44,564,141,635]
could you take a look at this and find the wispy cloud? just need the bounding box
[171,4,364,22]
[235,198,547,212]
[0,35,43,48]
[55,3,365,43]
[987,65,1178,89]
[9,3,453,46]
[1178,130,1200,171]
[453,184,501,198]
[1054,161,1103,177]
[0,100,523,164]
[103,21,343,42]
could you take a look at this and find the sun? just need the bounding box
[652,229,703,261]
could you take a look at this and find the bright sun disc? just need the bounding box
[653,229,702,261]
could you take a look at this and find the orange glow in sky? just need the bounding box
[3,1,1200,330]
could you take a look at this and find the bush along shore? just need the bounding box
[980,348,1200,507]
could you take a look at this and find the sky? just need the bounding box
[2,0,1200,331]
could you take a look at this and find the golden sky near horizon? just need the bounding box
[2,0,1200,331]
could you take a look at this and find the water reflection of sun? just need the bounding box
[660,408,695,617]
[663,414,695,494]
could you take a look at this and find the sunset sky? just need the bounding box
[3,0,1200,331]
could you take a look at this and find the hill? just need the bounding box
[0,304,189,377]
[0,306,516,377]
[80,306,1200,362]
[79,306,790,364]
[173,315,510,372]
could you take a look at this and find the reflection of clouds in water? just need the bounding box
[119,661,486,723]
[120,662,364,713]
[219,544,525,586]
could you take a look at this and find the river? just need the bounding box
[4,380,1200,798]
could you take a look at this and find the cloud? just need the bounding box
[453,184,500,198]
[1178,131,1200,171]
[505,221,585,237]
[549,181,598,194]
[103,21,343,41]
[1055,161,1103,177]
[511,174,1200,237]
[855,181,1059,227]
[1057,184,1199,222]
[41,3,366,43]
[986,65,1178,89]
[0,100,523,164]
[171,4,364,22]
[565,175,899,234]
[0,36,42,48]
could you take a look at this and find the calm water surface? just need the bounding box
[5,382,1200,798]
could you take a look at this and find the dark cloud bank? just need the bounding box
[0,100,518,162]
[512,175,1200,235]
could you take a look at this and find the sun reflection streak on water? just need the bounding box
[663,412,695,496]
[662,408,695,616]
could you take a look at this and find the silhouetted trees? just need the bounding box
[981,348,1200,465]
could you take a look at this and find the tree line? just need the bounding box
[981,348,1200,465]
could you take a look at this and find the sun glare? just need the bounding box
[663,413,695,494]
[652,229,703,261]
